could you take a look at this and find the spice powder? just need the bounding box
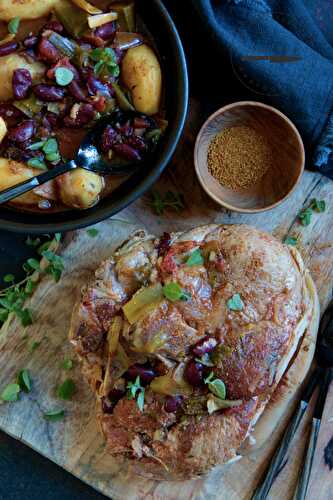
[207,125,273,190]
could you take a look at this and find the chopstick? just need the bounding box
[252,369,321,500]
[293,367,333,500]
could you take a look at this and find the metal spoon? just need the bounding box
[252,299,333,500]
[0,111,152,205]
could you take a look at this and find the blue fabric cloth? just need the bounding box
[174,0,333,178]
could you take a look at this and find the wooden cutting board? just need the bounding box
[1,100,333,499]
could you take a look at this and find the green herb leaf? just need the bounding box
[149,190,185,215]
[43,409,65,421]
[8,17,20,35]
[3,274,15,283]
[87,228,99,238]
[1,383,20,402]
[26,236,41,247]
[136,390,145,412]
[55,67,74,86]
[310,198,326,213]
[284,236,298,246]
[298,207,312,226]
[127,376,145,412]
[227,293,244,311]
[62,359,73,371]
[186,249,204,267]
[42,250,64,283]
[42,138,58,155]
[57,379,76,400]
[0,308,9,323]
[16,308,33,327]
[204,372,226,400]
[25,279,36,296]
[29,141,46,151]
[30,340,41,352]
[163,282,190,302]
[90,47,119,78]
[27,258,40,271]
[27,158,47,170]
[17,369,32,393]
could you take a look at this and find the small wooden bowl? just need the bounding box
[194,101,305,213]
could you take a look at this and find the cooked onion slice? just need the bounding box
[71,0,103,14]
[0,33,15,45]
[122,284,163,324]
[207,394,243,415]
[88,12,118,28]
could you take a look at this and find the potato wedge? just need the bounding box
[0,117,7,144]
[0,158,53,206]
[57,169,104,209]
[0,54,45,101]
[121,44,162,115]
[0,0,59,21]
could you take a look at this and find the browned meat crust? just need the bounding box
[69,225,313,479]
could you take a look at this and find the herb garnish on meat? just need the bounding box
[186,249,204,267]
[227,293,244,311]
[127,375,145,412]
[204,372,226,400]
[163,282,191,302]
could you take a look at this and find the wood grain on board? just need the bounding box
[0,101,333,499]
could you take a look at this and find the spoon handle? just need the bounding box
[0,160,77,205]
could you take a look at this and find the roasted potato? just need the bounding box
[0,118,7,144]
[121,44,162,115]
[0,0,59,21]
[0,54,45,101]
[0,158,55,206]
[57,169,104,209]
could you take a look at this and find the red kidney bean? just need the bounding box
[126,364,156,384]
[0,41,18,57]
[115,120,133,137]
[12,69,32,100]
[64,103,95,127]
[134,117,150,129]
[93,96,106,112]
[37,37,61,63]
[126,135,147,153]
[8,120,35,143]
[94,21,117,41]
[43,112,58,129]
[82,32,104,47]
[43,20,64,33]
[184,360,204,386]
[23,35,38,48]
[101,389,125,414]
[113,144,142,162]
[87,74,111,98]
[157,232,172,257]
[192,336,217,357]
[164,395,183,413]
[33,84,65,102]
[68,80,87,101]
[100,126,118,152]
[0,104,22,120]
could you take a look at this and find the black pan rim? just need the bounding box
[0,0,189,234]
